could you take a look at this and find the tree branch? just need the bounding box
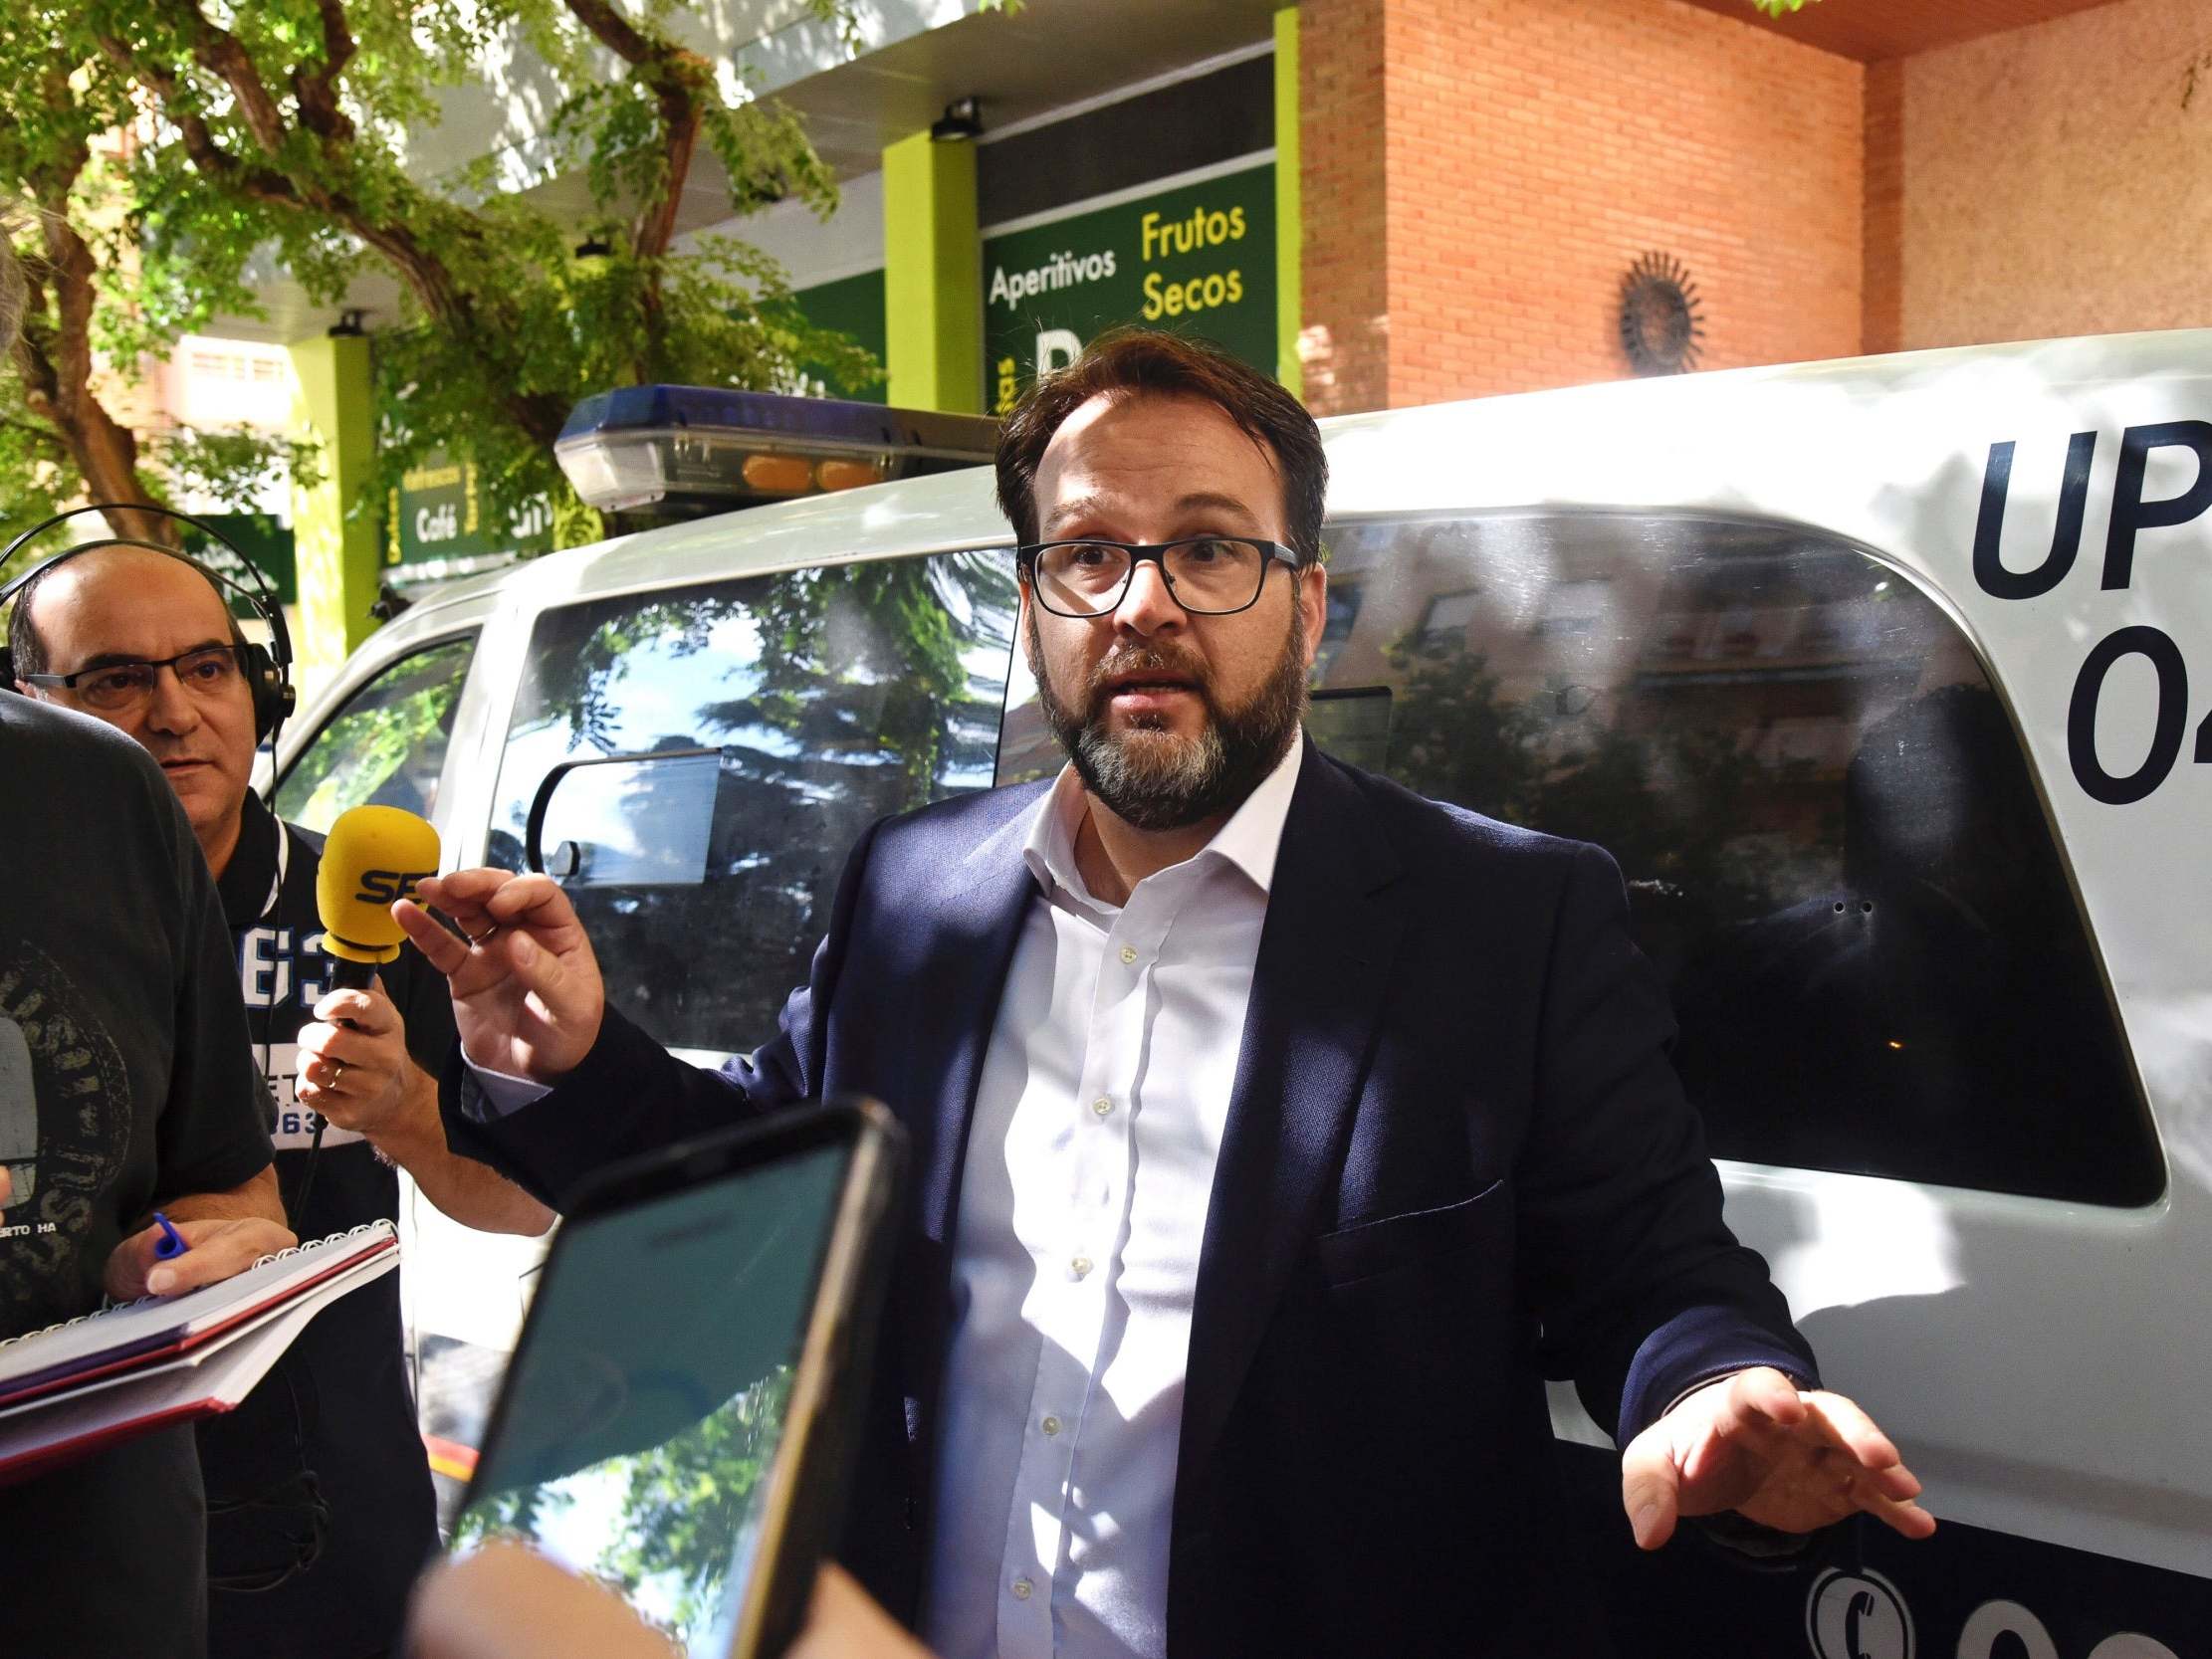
[101,38,307,211]
[146,0,293,157]
[294,0,358,143]
[0,414,71,457]
[103,28,478,335]
[10,297,165,537]
[3,70,161,530]
[102,4,601,456]
[559,0,710,263]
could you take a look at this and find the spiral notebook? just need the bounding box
[0,1220,397,1484]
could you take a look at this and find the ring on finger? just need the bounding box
[330,1059,347,1089]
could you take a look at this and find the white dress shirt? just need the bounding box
[922,735,1302,1659]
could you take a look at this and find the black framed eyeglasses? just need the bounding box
[20,642,250,712]
[1017,536,1302,618]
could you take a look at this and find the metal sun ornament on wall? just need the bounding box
[1618,252,1705,375]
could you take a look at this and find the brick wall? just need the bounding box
[1894,0,2212,349]
[1299,0,1865,413]
[1299,0,1391,414]
[1862,59,1906,354]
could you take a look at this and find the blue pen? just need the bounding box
[151,1210,189,1261]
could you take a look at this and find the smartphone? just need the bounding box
[449,1098,905,1659]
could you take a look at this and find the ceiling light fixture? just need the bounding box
[930,96,983,142]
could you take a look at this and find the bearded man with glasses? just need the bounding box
[411,326,1932,1659]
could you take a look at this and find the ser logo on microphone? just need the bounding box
[354,868,436,906]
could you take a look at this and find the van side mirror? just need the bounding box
[524,746,723,888]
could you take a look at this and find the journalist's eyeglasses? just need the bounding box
[1017,537,1302,618]
[19,643,250,712]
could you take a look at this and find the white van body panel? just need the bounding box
[1306,334,2212,1583]
[283,331,2212,1606]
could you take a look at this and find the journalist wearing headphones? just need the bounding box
[4,516,551,1659]
[0,509,287,1659]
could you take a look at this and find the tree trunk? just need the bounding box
[13,180,170,543]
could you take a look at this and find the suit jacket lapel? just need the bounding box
[1179,741,1408,1476]
[890,793,1045,1481]
[912,802,1044,1250]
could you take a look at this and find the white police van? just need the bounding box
[272,332,2212,1656]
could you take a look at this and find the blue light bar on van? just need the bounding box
[554,385,998,515]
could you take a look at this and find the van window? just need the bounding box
[999,512,2158,1205]
[490,551,1017,1055]
[275,633,478,834]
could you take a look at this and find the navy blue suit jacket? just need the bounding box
[448,739,1816,1656]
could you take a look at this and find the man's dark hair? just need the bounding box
[8,544,246,680]
[995,327,1328,566]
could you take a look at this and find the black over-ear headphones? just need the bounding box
[0,504,297,742]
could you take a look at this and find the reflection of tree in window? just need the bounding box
[276,635,477,834]
[1384,631,1773,974]
[454,1367,793,1645]
[1309,511,2150,1205]
[491,553,1016,1054]
[598,1367,792,1638]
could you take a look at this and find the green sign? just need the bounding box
[386,452,553,570]
[982,161,1275,416]
[187,513,297,606]
[786,268,887,404]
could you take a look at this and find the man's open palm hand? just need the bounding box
[1621,1366,1936,1551]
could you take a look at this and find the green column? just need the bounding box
[286,332,379,696]
[882,129,983,413]
[1274,5,1304,400]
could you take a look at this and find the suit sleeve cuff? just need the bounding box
[464,1052,553,1118]
[1617,1305,1821,1445]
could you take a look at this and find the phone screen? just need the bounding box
[452,1135,853,1656]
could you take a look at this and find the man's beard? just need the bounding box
[1027,604,1309,832]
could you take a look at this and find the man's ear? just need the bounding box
[1015,577,1040,674]
[1296,560,1329,671]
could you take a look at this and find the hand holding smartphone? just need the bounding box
[448,1099,905,1659]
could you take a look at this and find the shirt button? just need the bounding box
[1091,1096,1114,1118]
[1069,1255,1093,1280]
[1011,1577,1034,1600]
[1119,944,1138,965]
[1041,1414,1062,1436]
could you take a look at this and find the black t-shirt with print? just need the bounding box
[0,697,277,1659]
[198,791,453,1659]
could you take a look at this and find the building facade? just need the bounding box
[192,0,2212,675]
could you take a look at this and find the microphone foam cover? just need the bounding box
[318,804,442,966]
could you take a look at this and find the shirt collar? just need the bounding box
[214,789,283,929]
[1021,729,1306,910]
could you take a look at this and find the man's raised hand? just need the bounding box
[395,869,606,1083]
[1621,1365,1936,1551]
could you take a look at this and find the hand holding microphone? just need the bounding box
[393,867,607,1084]
[301,807,446,1133]
[296,980,412,1138]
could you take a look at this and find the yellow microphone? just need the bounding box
[317,805,441,990]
